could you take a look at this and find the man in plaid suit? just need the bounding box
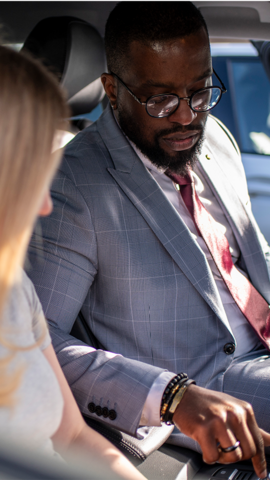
[28,2,270,475]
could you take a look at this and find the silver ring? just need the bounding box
[220,441,241,453]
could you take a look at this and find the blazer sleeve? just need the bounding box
[27,152,166,437]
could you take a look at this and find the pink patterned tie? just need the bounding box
[166,169,270,350]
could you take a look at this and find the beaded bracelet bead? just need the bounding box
[163,379,196,425]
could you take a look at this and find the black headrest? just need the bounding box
[22,16,107,116]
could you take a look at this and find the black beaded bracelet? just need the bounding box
[161,373,188,405]
[160,377,190,420]
[163,379,196,425]
[160,373,188,421]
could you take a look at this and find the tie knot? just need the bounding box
[165,169,192,186]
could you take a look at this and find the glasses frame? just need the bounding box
[111,70,227,118]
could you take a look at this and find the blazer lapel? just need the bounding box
[199,122,270,299]
[96,108,231,326]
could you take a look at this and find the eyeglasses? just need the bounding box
[111,70,227,118]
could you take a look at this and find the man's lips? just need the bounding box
[161,131,201,151]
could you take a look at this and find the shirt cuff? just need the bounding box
[139,371,176,426]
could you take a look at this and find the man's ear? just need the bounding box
[101,73,117,110]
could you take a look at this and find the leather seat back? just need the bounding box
[22,16,106,117]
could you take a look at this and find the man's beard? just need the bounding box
[118,109,206,176]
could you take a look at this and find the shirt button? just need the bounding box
[224,343,235,355]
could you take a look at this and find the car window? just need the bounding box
[230,59,270,155]
[72,103,103,123]
[211,43,270,156]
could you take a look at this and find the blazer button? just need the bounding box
[88,402,96,413]
[102,407,109,418]
[224,343,235,355]
[109,409,117,420]
[95,406,102,416]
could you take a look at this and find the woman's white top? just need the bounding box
[0,270,64,456]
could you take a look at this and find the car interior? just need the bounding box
[21,15,107,147]
[1,2,270,479]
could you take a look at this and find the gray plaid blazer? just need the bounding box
[28,106,270,437]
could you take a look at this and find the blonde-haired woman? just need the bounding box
[0,45,146,480]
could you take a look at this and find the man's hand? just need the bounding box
[173,385,270,478]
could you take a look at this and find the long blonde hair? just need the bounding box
[0,45,69,405]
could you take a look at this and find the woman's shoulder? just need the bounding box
[2,269,50,350]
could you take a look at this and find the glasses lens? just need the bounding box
[191,88,222,112]
[146,95,179,118]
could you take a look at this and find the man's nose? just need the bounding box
[168,98,197,125]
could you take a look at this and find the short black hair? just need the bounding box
[105,1,209,75]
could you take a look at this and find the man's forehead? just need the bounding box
[125,33,211,86]
[147,38,188,54]
[138,68,213,90]
[128,28,210,56]
[128,34,209,67]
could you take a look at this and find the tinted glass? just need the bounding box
[231,60,270,154]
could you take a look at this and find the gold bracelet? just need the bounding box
[160,383,181,417]
[168,384,188,417]
[166,379,196,424]
[162,378,196,424]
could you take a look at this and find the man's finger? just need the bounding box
[199,431,220,465]
[260,428,270,448]
[247,414,267,478]
[216,428,243,464]
[228,412,256,461]
[217,444,243,464]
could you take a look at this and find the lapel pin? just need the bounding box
[205,154,211,160]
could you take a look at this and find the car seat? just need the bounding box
[22,16,107,141]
